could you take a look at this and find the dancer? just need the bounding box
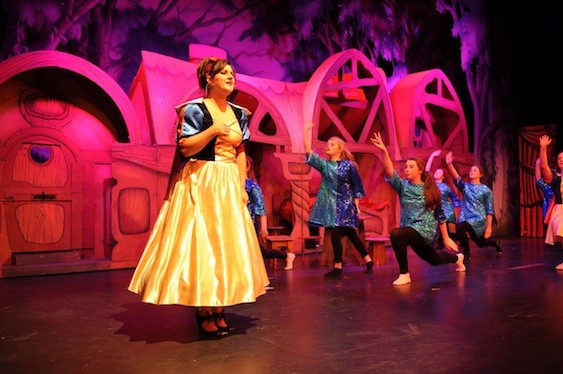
[370,133,464,286]
[128,57,269,339]
[445,151,501,258]
[246,156,296,270]
[539,135,563,269]
[304,121,373,277]
[425,149,461,240]
[534,158,554,222]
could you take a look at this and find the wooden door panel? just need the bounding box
[3,140,76,252]
[4,201,72,252]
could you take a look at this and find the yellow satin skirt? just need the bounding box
[128,159,269,307]
[545,204,563,245]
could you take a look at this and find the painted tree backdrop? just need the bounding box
[0,0,557,234]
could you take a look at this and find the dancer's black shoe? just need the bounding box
[494,241,502,254]
[324,268,343,278]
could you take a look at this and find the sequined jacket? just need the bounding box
[536,178,554,220]
[246,179,266,225]
[437,181,460,224]
[386,171,446,245]
[453,177,494,237]
[306,152,365,228]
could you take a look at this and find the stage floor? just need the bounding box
[1,237,563,373]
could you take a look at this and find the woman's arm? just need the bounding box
[258,214,269,245]
[439,222,458,252]
[539,135,553,183]
[483,214,493,239]
[425,150,442,172]
[178,121,230,157]
[355,198,361,215]
[370,132,393,178]
[535,158,541,182]
[445,151,460,180]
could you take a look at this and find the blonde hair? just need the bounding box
[409,157,441,210]
[328,136,355,163]
[246,156,257,182]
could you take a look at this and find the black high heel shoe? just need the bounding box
[213,310,235,334]
[195,311,227,339]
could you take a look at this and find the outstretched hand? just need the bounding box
[445,151,454,164]
[430,149,442,158]
[539,135,552,147]
[370,132,387,152]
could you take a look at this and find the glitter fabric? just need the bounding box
[306,151,365,228]
[385,171,446,245]
[437,181,460,224]
[536,178,554,220]
[246,178,266,225]
[453,177,494,237]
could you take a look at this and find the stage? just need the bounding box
[1,236,562,373]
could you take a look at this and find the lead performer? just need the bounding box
[128,57,269,338]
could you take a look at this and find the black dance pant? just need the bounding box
[330,226,368,263]
[253,221,287,260]
[390,227,458,274]
[261,247,287,260]
[455,221,496,255]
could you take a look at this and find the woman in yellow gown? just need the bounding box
[128,57,269,338]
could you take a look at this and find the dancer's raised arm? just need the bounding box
[304,120,314,155]
[370,132,393,178]
[535,158,542,182]
[539,135,553,183]
[445,151,460,180]
[425,150,442,172]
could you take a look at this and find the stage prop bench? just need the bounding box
[265,235,293,252]
[365,236,390,266]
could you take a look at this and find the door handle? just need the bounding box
[32,192,56,201]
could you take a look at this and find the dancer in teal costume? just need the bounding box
[304,121,373,277]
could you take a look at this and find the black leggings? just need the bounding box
[261,247,287,260]
[390,227,458,274]
[330,226,368,263]
[455,221,497,255]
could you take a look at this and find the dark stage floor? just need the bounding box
[1,237,563,373]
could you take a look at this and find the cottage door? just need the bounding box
[2,135,82,253]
